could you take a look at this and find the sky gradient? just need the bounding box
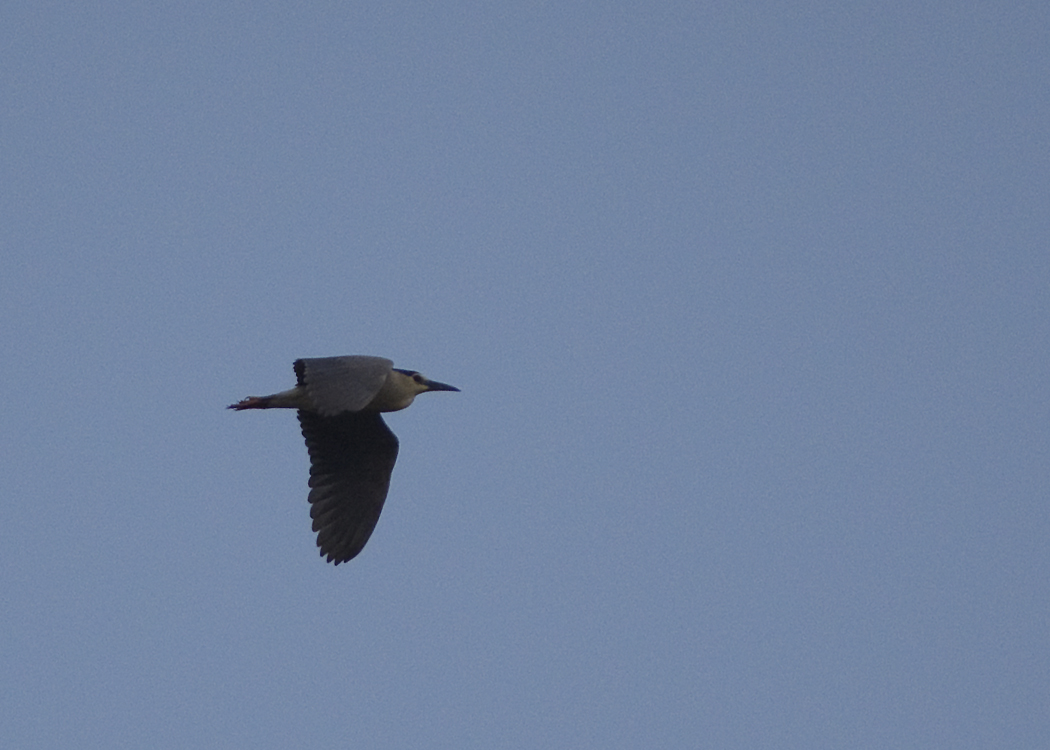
[3,2,1048,748]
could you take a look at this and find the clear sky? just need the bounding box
[2,2,1048,748]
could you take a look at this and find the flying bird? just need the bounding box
[229,356,459,564]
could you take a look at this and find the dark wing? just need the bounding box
[298,410,400,564]
[294,356,393,416]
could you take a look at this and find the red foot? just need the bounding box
[227,396,270,410]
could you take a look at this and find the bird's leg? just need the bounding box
[227,395,273,410]
[227,387,309,410]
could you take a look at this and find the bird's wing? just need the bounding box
[298,410,399,564]
[294,356,393,416]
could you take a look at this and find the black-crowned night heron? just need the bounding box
[229,356,459,564]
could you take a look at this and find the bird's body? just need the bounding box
[229,356,458,564]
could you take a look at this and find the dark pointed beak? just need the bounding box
[425,379,460,393]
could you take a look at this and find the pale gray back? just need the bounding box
[294,356,393,416]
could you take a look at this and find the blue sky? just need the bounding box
[2,2,1048,748]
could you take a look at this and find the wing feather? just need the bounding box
[297,409,399,564]
[294,356,393,416]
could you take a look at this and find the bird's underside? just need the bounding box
[298,409,399,564]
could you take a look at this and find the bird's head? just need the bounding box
[393,369,460,394]
[373,368,460,411]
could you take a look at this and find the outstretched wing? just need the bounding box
[294,356,393,416]
[298,410,400,564]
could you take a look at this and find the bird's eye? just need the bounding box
[413,374,424,383]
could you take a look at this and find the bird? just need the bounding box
[228,355,459,564]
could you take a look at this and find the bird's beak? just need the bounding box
[425,379,460,393]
